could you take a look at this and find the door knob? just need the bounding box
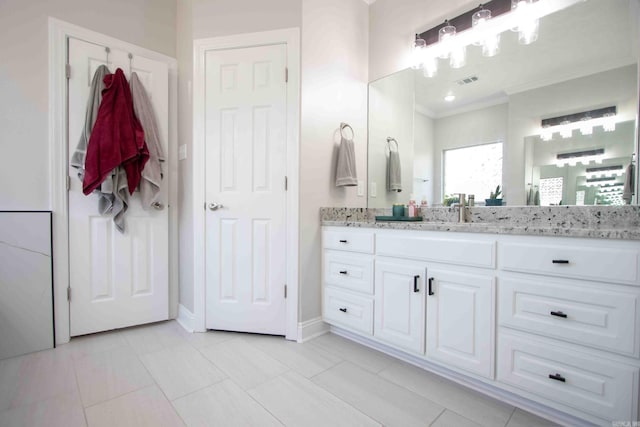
[208,203,223,211]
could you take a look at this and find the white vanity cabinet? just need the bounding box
[497,236,640,425]
[374,257,426,354]
[321,225,640,426]
[426,269,494,379]
[322,228,375,335]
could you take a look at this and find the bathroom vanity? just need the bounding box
[321,207,640,426]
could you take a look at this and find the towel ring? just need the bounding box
[386,137,399,153]
[340,122,354,140]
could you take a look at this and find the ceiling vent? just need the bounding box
[456,76,479,85]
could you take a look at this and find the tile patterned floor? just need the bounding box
[0,321,558,427]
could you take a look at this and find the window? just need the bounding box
[443,141,503,202]
[539,177,563,206]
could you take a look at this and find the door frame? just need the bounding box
[192,29,300,340]
[48,18,179,345]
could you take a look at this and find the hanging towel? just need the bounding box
[130,72,165,209]
[623,162,635,204]
[387,150,402,192]
[83,68,149,196]
[335,135,358,186]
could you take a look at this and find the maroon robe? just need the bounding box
[83,68,149,195]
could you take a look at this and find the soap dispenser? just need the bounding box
[407,194,417,217]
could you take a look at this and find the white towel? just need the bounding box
[623,163,635,204]
[387,150,402,192]
[130,72,165,209]
[335,136,357,186]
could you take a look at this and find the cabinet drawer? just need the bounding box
[323,288,373,335]
[498,333,637,422]
[323,229,374,254]
[376,233,495,268]
[499,278,640,357]
[500,242,638,285]
[324,250,373,294]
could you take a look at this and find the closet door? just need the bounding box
[67,37,169,336]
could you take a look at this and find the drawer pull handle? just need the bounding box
[550,311,567,318]
[339,270,348,275]
[548,373,566,383]
[339,239,348,243]
[339,307,347,313]
[428,277,435,296]
[552,259,570,264]
[413,275,420,293]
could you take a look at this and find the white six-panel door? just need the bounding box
[68,37,169,336]
[204,44,287,335]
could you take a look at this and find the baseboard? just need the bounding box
[297,317,329,343]
[176,304,195,333]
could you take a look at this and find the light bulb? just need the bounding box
[580,117,593,135]
[450,45,466,68]
[438,21,456,59]
[422,55,438,78]
[412,35,426,70]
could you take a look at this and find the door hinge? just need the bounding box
[65,64,71,79]
[284,284,287,299]
[66,176,70,191]
[67,286,71,302]
[285,176,288,191]
[285,67,288,83]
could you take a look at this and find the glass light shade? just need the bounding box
[472,8,491,46]
[540,127,552,141]
[602,113,616,131]
[412,36,426,69]
[482,33,501,57]
[422,55,438,78]
[511,0,539,44]
[580,117,593,135]
[449,45,466,68]
[559,121,572,139]
[438,21,456,59]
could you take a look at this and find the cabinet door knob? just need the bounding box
[413,275,420,293]
[339,239,348,243]
[550,311,568,318]
[339,270,348,275]
[548,373,566,382]
[339,307,347,313]
[428,277,435,296]
[552,259,570,264]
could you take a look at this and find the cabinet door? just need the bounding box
[374,258,426,354]
[426,269,494,378]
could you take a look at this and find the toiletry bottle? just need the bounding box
[468,194,475,207]
[408,195,417,217]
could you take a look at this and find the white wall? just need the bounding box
[300,0,369,321]
[433,103,508,204]
[0,0,176,210]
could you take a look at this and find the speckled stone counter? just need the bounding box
[320,206,640,240]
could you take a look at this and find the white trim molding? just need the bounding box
[192,28,301,340]
[48,18,178,344]
[297,317,330,343]
[176,304,196,333]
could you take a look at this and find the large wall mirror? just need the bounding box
[368,0,639,207]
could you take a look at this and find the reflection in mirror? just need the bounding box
[367,0,639,208]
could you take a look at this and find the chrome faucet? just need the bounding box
[458,193,466,223]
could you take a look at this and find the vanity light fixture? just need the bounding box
[411,0,583,77]
[556,148,605,167]
[585,165,624,179]
[540,106,617,141]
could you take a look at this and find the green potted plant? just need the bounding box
[485,185,503,206]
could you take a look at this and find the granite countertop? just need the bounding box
[320,206,640,240]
